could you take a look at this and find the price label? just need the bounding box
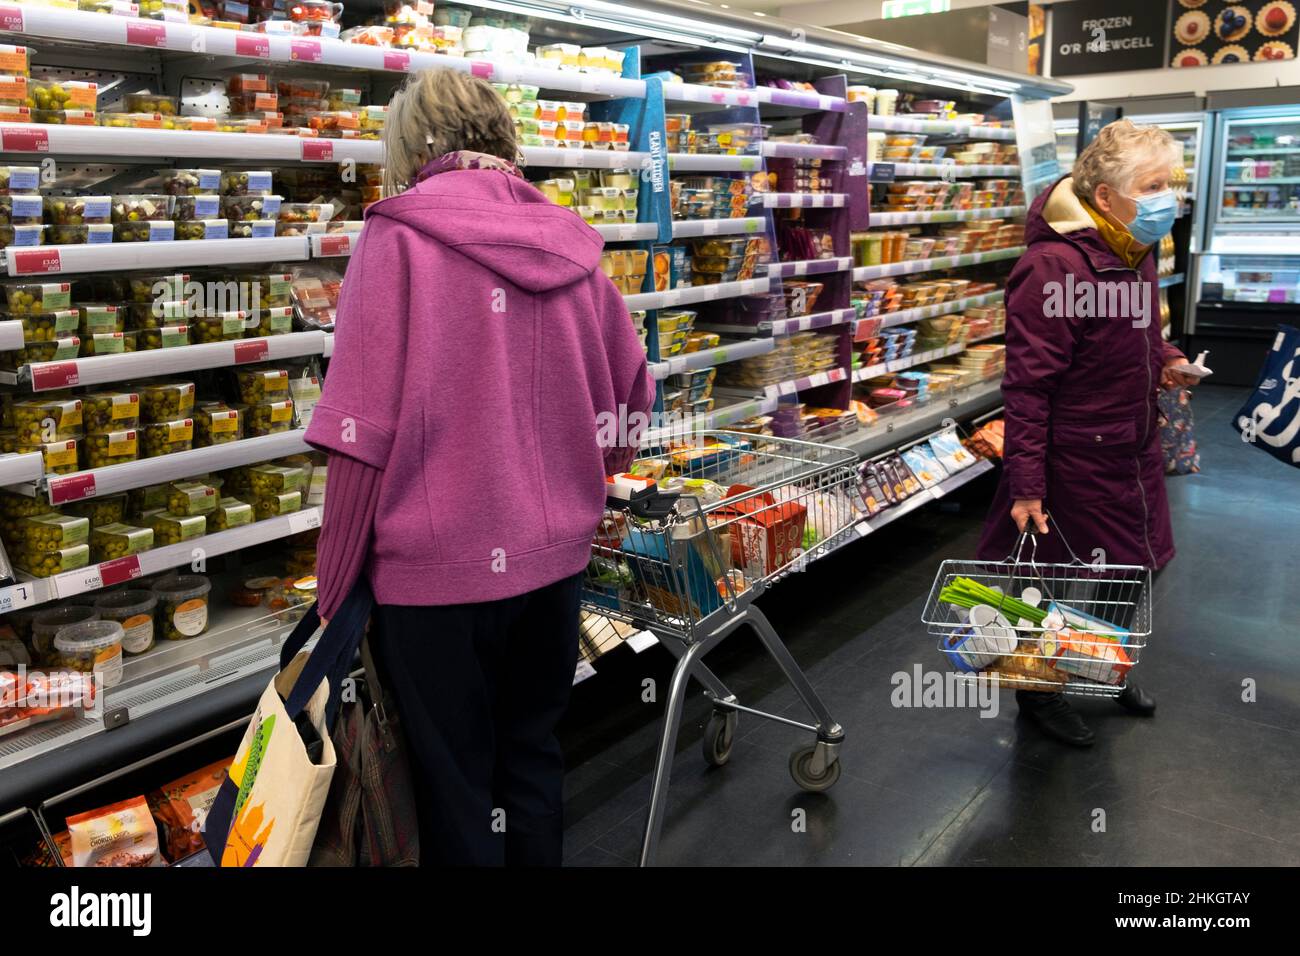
[0,6,24,31]
[779,381,796,396]
[568,150,588,168]
[234,339,269,364]
[0,126,49,153]
[383,51,410,71]
[929,484,947,501]
[702,220,719,235]
[290,39,322,62]
[470,61,493,79]
[12,248,61,274]
[709,90,726,104]
[700,285,719,301]
[794,261,807,276]
[50,472,96,505]
[736,93,751,106]
[235,34,271,58]
[578,74,602,94]
[301,139,333,162]
[660,290,680,307]
[31,361,79,391]
[126,21,166,47]
[0,582,36,615]
[289,509,322,534]
[855,520,872,537]
[318,234,351,256]
[99,555,143,588]
[55,566,104,599]
[616,225,639,241]
[573,660,597,685]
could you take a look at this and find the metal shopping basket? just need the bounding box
[584,431,865,865]
[921,528,1152,697]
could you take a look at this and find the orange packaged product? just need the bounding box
[225,73,270,95]
[147,757,232,863]
[67,795,163,868]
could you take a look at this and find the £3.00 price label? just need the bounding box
[235,34,271,58]
[383,51,410,71]
[126,21,166,47]
[0,6,24,31]
[99,555,143,588]
[50,473,96,505]
[0,127,49,154]
[31,361,79,391]
[13,248,61,274]
[234,339,269,364]
[301,139,333,162]
[318,234,351,256]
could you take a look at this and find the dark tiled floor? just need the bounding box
[558,385,1300,866]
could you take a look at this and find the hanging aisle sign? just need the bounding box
[1050,0,1167,75]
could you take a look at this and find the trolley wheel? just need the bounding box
[789,744,841,792]
[702,710,738,767]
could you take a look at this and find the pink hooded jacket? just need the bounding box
[305,162,654,606]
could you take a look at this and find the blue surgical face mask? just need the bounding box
[1119,188,1177,246]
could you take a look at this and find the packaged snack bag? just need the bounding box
[66,795,163,867]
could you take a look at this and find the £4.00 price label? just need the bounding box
[54,565,105,599]
[289,509,322,535]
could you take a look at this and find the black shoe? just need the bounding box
[1016,690,1095,747]
[1116,683,1156,716]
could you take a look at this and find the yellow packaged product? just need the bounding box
[12,397,83,444]
[209,496,253,531]
[252,490,301,520]
[141,418,193,457]
[19,542,90,577]
[148,512,206,545]
[62,494,126,528]
[138,381,195,422]
[20,512,89,550]
[167,480,217,516]
[82,428,139,468]
[244,399,294,436]
[89,522,153,562]
[20,438,80,475]
[195,403,242,446]
[247,463,303,496]
[82,391,140,433]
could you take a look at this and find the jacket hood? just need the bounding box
[364,169,604,293]
[1025,175,1129,273]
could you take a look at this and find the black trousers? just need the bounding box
[368,572,582,866]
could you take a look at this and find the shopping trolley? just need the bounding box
[584,431,865,865]
[921,528,1152,696]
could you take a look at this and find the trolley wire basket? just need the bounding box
[582,430,863,864]
[921,529,1152,697]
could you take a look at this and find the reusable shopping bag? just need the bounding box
[1233,325,1300,469]
[309,634,420,867]
[1159,387,1200,475]
[201,579,373,866]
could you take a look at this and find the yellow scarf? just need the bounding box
[1081,198,1150,270]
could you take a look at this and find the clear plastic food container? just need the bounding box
[221,194,281,221]
[224,73,270,95]
[195,403,242,446]
[93,589,157,656]
[229,219,277,239]
[235,367,290,404]
[0,224,45,249]
[62,493,126,528]
[142,418,195,460]
[101,111,184,130]
[48,223,113,245]
[6,308,78,342]
[167,480,218,516]
[30,606,98,663]
[220,170,274,196]
[209,496,254,530]
[21,541,90,576]
[252,490,301,520]
[82,427,139,467]
[81,331,139,357]
[77,304,125,336]
[160,168,222,196]
[138,380,195,422]
[325,87,362,110]
[153,574,211,640]
[192,312,246,342]
[138,0,187,21]
[82,391,139,433]
[30,108,98,126]
[29,78,97,111]
[126,299,188,330]
[276,78,330,101]
[244,399,295,436]
[0,194,45,225]
[20,512,89,551]
[2,337,80,367]
[0,165,40,195]
[148,511,204,545]
[175,219,229,241]
[89,522,153,562]
[227,90,279,113]
[247,463,303,496]
[277,202,331,225]
[247,305,293,338]
[137,324,190,350]
[111,194,171,223]
[47,195,114,226]
[53,620,123,686]
[239,272,293,309]
[0,44,31,80]
[170,194,222,221]
[113,220,175,242]
[12,397,83,443]
[123,92,178,115]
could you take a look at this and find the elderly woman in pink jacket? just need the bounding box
[305,69,654,866]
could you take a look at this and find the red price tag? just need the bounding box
[736,93,751,106]
[12,248,61,274]
[50,473,96,505]
[234,339,269,364]
[235,34,270,58]
[99,555,143,588]
[319,234,350,256]
[0,126,49,153]
[0,6,24,31]
[290,39,321,62]
[470,61,493,79]
[31,361,79,391]
[383,51,410,71]
[301,139,333,161]
[710,91,726,103]
[126,21,166,48]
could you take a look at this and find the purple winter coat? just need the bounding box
[976,177,1185,570]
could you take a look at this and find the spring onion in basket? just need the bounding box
[939,577,1048,626]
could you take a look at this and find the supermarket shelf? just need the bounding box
[523,147,649,168]
[695,306,857,338]
[0,452,44,488]
[851,340,973,383]
[2,237,309,277]
[761,141,847,161]
[7,432,311,503]
[18,331,330,393]
[0,122,383,163]
[762,192,846,208]
[640,395,779,445]
[1159,273,1185,289]
[766,257,853,278]
[1227,148,1300,156]
[671,217,766,239]
[592,223,659,242]
[1225,178,1300,186]
[861,458,995,535]
[873,163,1021,178]
[649,337,774,380]
[852,246,1024,280]
[968,329,1006,344]
[0,4,647,100]
[845,378,1003,458]
[661,83,844,112]
[868,206,1025,227]
[623,276,771,311]
[856,291,1006,335]
[0,319,23,352]
[869,116,1016,140]
[667,153,763,172]
[762,366,847,398]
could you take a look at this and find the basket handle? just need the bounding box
[1005,511,1088,568]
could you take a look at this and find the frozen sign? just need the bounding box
[1050,0,1166,76]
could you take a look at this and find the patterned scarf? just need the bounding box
[414,149,524,184]
[1081,197,1151,270]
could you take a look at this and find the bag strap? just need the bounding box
[358,634,401,753]
[281,577,374,725]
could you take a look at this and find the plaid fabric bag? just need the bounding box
[309,635,419,867]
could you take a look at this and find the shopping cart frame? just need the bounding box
[584,431,859,866]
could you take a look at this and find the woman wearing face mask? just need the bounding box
[975,119,1197,747]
